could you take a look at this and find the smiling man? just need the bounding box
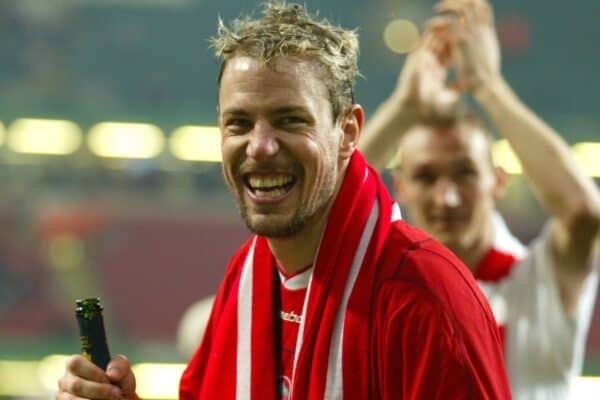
[218,55,345,261]
[57,3,511,399]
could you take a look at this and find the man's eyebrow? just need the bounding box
[411,162,435,172]
[454,157,477,167]
[221,108,248,116]
[271,106,307,114]
[222,106,309,117]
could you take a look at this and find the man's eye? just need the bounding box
[454,169,477,180]
[226,118,250,127]
[225,119,252,132]
[279,116,306,125]
[413,172,436,185]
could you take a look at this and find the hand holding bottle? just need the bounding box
[57,354,139,400]
[57,298,140,400]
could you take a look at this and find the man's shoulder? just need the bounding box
[384,220,470,280]
[379,220,492,317]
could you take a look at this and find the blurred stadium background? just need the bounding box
[0,0,598,398]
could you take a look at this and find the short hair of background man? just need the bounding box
[391,107,497,170]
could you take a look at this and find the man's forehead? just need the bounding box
[399,123,491,164]
[226,57,254,72]
[404,123,488,147]
[218,55,332,116]
[223,55,321,78]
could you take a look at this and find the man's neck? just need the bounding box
[268,160,351,275]
[267,210,329,275]
[448,219,495,272]
[452,244,489,272]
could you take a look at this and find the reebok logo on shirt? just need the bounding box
[281,310,303,324]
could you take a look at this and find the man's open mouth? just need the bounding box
[244,173,296,198]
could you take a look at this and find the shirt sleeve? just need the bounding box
[479,223,599,399]
[376,282,508,400]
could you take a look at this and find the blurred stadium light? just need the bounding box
[133,363,186,399]
[0,120,5,146]
[37,355,73,393]
[0,360,42,396]
[492,139,522,174]
[573,142,600,178]
[88,122,165,159]
[169,125,221,162]
[383,19,420,54]
[6,118,82,155]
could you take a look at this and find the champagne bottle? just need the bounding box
[75,297,111,370]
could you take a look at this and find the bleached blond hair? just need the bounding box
[211,1,360,118]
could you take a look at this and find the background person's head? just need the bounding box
[391,113,508,252]
[212,2,364,238]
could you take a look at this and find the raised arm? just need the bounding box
[358,27,459,169]
[437,0,600,313]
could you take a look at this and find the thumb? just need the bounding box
[106,355,137,398]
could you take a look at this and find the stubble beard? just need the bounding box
[239,204,307,238]
[226,149,339,238]
[235,171,337,238]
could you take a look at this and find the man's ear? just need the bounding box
[492,166,509,200]
[339,104,364,160]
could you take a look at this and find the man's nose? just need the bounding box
[246,120,280,160]
[433,179,461,207]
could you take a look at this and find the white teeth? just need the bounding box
[248,175,293,189]
[255,187,287,197]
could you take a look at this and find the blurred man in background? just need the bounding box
[359,0,600,398]
[57,2,512,399]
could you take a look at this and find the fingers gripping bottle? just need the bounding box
[75,297,111,370]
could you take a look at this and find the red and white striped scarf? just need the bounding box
[181,151,401,399]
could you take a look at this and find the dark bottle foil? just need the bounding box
[75,298,111,370]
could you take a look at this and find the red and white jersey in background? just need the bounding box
[476,212,599,400]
